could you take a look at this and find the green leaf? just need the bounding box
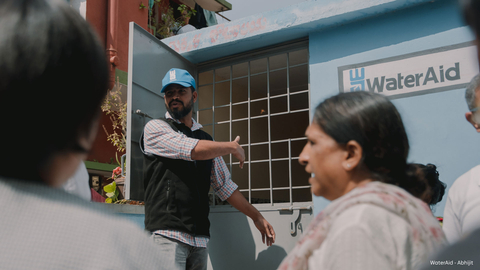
[103,182,116,193]
[105,198,113,203]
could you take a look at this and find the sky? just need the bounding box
[215,0,310,23]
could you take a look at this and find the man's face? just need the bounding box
[164,84,197,120]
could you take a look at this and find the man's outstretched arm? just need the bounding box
[227,189,276,246]
[144,119,244,168]
[191,136,245,168]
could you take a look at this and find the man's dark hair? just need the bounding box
[0,0,109,182]
[164,84,195,93]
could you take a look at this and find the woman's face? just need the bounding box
[299,122,349,201]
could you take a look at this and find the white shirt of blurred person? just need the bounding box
[278,92,445,270]
[61,162,91,201]
[443,74,480,243]
[0,0,167,269]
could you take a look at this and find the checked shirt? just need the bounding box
[143,112,238,247]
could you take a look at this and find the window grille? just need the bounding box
[197,48,311,205]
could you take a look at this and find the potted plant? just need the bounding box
[147,0,197,39]
[101,78,127,203]
[103,166,123,203]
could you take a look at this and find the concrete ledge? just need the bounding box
[162,0,434,63]
[101,202,312,214]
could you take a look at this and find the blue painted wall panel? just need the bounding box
[308,0,478,216]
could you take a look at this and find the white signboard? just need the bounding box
[338,42,479,99]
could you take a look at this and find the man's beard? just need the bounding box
[166,97,194,120]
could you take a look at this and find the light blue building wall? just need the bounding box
[307,0,478,216]
[136,0,478,220]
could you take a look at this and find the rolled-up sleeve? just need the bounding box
[210,157,238,201]
[143,119,199,161]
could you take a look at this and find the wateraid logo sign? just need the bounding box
[339,43,479,99]
[349,64,460,92]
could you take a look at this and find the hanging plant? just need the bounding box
[149,0,197,39]
[101,77,127,154]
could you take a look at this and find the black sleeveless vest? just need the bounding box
[142,119,213,236]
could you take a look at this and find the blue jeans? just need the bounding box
[152,234,208,270]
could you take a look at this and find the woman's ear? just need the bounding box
[342,140,362,171]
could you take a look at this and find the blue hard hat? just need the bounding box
[161,68,196,93]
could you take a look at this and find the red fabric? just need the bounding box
[90,188,105,203]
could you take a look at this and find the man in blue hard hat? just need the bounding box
[141,68,276,270]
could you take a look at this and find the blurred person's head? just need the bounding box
[462,0,480,64]
[0,0,109,186]
[408,163,446,208]
[465,74,480,132]
[299,91,431,201]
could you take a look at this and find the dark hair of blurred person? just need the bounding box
[408,163,446,208]
[0,0,167,269]
[0,0,108,186]
[462,0,480,64]
[462,0,480,34]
